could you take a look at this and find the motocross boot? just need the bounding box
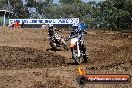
[81,45,88,63]
[70,48,74,59]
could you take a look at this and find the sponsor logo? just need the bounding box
[77,66,131,85]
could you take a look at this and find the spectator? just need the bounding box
[15,21,20,28]
[8,22,13,29]
[21,22,25,28]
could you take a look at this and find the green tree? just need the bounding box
[59,0,81,4]
[0,0,29,18]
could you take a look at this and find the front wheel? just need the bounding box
[62,43,69,51]
[74,57,82,65]
[72,49,82,65]
[61,39,69,51]
[50,42,57,50]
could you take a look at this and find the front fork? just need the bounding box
[70,42,81,58]
[76,42,81,57]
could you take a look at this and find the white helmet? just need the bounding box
[72,23,78,27]
[49,24,53,27]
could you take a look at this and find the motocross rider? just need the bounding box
[48,24,55,38]
[48,24,62,46]
[70,23,88,63]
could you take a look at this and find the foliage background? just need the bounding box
[0,0,132,30]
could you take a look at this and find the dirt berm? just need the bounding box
[0,46,67,70]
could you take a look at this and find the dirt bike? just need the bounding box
[69,33,88,64]
[49,32,69,51]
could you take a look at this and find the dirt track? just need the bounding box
[0,28,131,88]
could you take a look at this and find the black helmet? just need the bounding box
[72,26,78,30]
[72,24,78,30]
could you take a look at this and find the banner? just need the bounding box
[9,18,79,25]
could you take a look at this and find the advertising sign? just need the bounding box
[9,18,79,25]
